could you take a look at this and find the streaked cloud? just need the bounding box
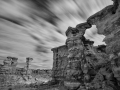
[0,0,113,69]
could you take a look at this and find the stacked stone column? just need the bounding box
[64,23,91,90]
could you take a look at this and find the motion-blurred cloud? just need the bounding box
[0,0,112,69]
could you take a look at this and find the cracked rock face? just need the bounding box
[51,45,68,81]
[51,0,120,90]
[87,0,120,55]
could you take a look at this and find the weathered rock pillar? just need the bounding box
[64,24,90,90]
[26,57,33,76]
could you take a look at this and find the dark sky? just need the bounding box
[0,0,112,69]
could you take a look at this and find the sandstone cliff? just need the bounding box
[51,0,120,90]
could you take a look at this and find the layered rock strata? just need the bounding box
[0,57,36,87]
[51,0,120,90]
[51,45,68,81]
[0,57,18,87]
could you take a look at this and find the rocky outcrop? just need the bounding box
[0,57,46,87]
[51,45,68,81]
[0,57,18,87]
[51,0,120,90]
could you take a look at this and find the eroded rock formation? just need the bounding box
[0,57,18,87]
[51,0,120,90]
[0,57,37,87]
[51,45,68,81]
